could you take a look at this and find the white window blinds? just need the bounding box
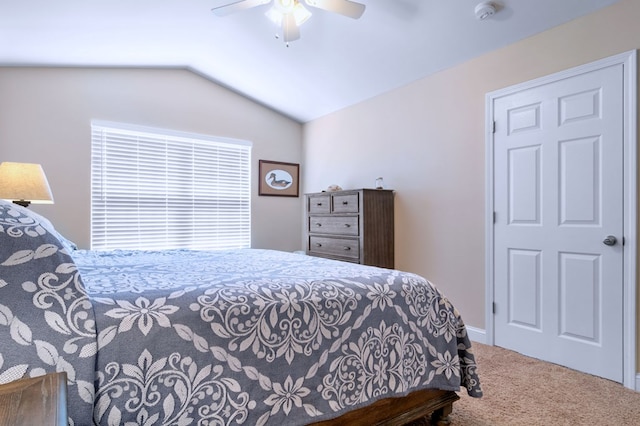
[90,121,252,250]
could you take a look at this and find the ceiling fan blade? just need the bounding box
[303,0,365,19]
[282,14,301,42]
[211,0,271,16]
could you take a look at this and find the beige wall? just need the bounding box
[302,0,640,335]
[0,67,304,251]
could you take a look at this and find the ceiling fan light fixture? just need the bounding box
[293,3,312,25]
[214,0,365,45]
[266,0,311,27]
[275,0,294,13]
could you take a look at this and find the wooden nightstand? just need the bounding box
[0,372,67,425]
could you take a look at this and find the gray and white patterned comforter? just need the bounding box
[0,200,482,425]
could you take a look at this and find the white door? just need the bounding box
[492,63,624,382]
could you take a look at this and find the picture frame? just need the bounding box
[258,160,300,197]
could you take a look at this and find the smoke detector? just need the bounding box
[475,1,496,20]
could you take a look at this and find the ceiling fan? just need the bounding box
[211,0,366,44]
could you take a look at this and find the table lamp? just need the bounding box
[0,162,54,207]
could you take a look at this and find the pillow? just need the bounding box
[0,199,77,252]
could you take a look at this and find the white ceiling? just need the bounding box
[0,0,620,122]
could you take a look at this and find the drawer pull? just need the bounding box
[343,224,351,228]
[315,243,322,247]
[316,203,323,206]
[342,201,348,205]
[315,223,322,227]
[343,246,351,251]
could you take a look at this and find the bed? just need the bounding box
[0,200,482,425]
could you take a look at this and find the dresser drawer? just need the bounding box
[309,216,359,236]
[308,236,360,259]
[332,193,359,213]
[308,194,331,214]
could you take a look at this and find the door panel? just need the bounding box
[559,136,600,224]
[508,249,541,329]
[559,252,600,342]
[509,146,541,224]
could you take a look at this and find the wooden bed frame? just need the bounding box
[309,389,459,426]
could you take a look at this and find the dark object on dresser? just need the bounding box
[0,372,67,426]
[306,188,394,268]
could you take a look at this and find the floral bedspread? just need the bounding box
[0,200,482,426]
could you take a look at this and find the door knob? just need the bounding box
[603,235,617,246]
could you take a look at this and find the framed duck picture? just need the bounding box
[258,160,300,197]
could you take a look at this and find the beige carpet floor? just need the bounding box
[448,343,640,425]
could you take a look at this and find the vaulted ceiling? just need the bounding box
[0,0,620,122]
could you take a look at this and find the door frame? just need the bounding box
[484,50,638,390]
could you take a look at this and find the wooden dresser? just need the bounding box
[0,372,67,426]
[305,189,394,268]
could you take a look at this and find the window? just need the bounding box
[90,121,251,250]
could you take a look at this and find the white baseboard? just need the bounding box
[636,374,640,392]
[465,326,486,345]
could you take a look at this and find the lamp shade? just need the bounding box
[0,162,54,206]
